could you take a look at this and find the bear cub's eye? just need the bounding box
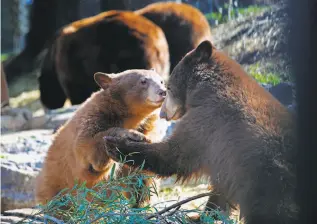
[141,79,147,85]
[88,164,99,174]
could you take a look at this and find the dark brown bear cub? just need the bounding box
[105,41,298,224]
[35,69,166,209]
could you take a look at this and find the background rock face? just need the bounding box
[268,82,295,106]
[262,82,296,111]
[0,106,88,212]
[1,130,53,212]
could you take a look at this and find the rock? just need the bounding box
[1,106,33,134]
[260,82,296,112]
[0,215,25,224]
[30,111,74,133]
[45,105,81,115]
[287,103,297,114]
[262,82,297,113]
[261,83,273,91]
[1,208,60,223]
[268,82,295,106]
[1,105,79,134]
[1,130,53,212]
[1,164,36,213]
[0,107,84,212]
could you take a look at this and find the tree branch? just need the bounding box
[146,192,213,220]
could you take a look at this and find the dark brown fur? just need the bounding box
[39,10,169,109]
[136,2,212,71]
[106,41,298,224]
[3,0,128,83]
[35,69,166,209]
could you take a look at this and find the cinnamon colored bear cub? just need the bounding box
[35,69,166,208]
[105,41,298,224]
[39,11,169,110]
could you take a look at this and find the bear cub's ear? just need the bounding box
[94,72,114,90]
[194,40,213,61]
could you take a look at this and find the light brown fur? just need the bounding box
[35,69,166,208]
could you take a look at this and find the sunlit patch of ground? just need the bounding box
[151,177,240,222]
[6,69,72,116]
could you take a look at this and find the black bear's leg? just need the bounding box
[64,81,97,106]
[38,72,67,110]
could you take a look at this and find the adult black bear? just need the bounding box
[3,0,128,83]
[105,41,298,224]
[39,11,169,109]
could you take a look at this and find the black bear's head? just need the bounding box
[160,40,213,121]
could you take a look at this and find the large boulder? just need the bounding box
[1,107,33,134]
[0,208,57,223]
[1,130,53,212]
[261,82,296,111]
[0,106,80,212]
[1,105,80,134]
[268,82,295,106]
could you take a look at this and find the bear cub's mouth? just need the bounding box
[147,98,165,105]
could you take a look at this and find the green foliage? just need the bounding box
[205,11,223,23]
[247,63,281,85]
[236,5,269,16]
[19,157,235,223]
[1,53,15,62]
[35,165,157,223]
[160,187,173,194]
[1,54,9,62]
[205,5,269,25]
[251,72,281,85]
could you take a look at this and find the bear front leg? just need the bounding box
[104,128,153,208]
[104,137,180,177]
[105,110,208,178]
[94,128,152,208]
[75,128,150,184]
[104,127,151,143]
[137,113,158,136]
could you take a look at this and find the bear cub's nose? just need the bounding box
[158,90,166,97]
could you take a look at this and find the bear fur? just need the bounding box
[35,69,167,209]
[105,41,298,224]
[39,11,169,110]
[136,2,212,71]
[3,0,128,83]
